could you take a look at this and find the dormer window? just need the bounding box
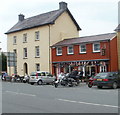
[67,46,74,55]
[56,47,62,56]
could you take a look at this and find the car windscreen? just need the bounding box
[46,72,53,77]
[30,72,37,76]
[95,73,109,79]
[30,72,43,76]
[40,72,46,76]
[30,72,52,76]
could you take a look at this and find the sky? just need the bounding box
[0,0,119,52]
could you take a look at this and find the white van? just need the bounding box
[29,71,55,85]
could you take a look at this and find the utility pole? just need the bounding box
[117,2,120,72]
[0,42,2,74]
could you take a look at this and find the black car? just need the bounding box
[93,72,120,89]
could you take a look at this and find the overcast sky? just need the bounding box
[0,0,119,52]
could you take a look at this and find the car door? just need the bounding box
[112,72,120,85]
[46,72,54,83]
[40,72,47,83]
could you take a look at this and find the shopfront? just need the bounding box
[52,60,109,77]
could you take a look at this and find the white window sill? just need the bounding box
[23,57,28,59]
[93,51,100,53]
[35,56,40,58]
[35,39,40,41]
[13,43,17,45]
[57,54,62,56]
[67,53,74,55]
[80,52,86,54]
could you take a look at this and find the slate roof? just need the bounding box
[114,24,120,32]
[52,33,116,47]
[5,8,81,34]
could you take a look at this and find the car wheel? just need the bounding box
[112,82,117,89]
[37,80,42,85]
[97,86,102,89]
[30,83,34,85]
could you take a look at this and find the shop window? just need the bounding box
[100,65,107,72]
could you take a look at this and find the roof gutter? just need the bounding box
[51,39,110,48]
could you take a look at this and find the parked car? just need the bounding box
[93,72,120,89]
[29,71,55,85]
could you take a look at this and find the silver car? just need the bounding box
[29,71,55,85]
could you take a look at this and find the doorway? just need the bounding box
[85,66,95,76]
[24,63,28,75]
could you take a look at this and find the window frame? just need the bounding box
[23,33,27,43]
[80,44,86,54]
[93,42,100,53]
[35,31,40,41]
[35,46,40,57]
[13,49,17,54]
[56,47,62,56]
[23,48,27,58]
[67,46,74,55]
[100,65,107,72]
[13,36,17,45]
[36,63,40,71]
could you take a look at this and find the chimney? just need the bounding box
[59,2,67,10]
[18,14,25,21]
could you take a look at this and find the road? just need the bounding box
[1,81,119,114]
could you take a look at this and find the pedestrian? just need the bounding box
[78,70,83,82]
[58,72,64,82]
[91,71,95,76]
[70,69,78,78]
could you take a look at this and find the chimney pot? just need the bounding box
[59,2,67,10]
[18,14,25,21]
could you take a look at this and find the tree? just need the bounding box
[0,52,7,72]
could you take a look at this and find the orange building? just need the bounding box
[51,33,118,76]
